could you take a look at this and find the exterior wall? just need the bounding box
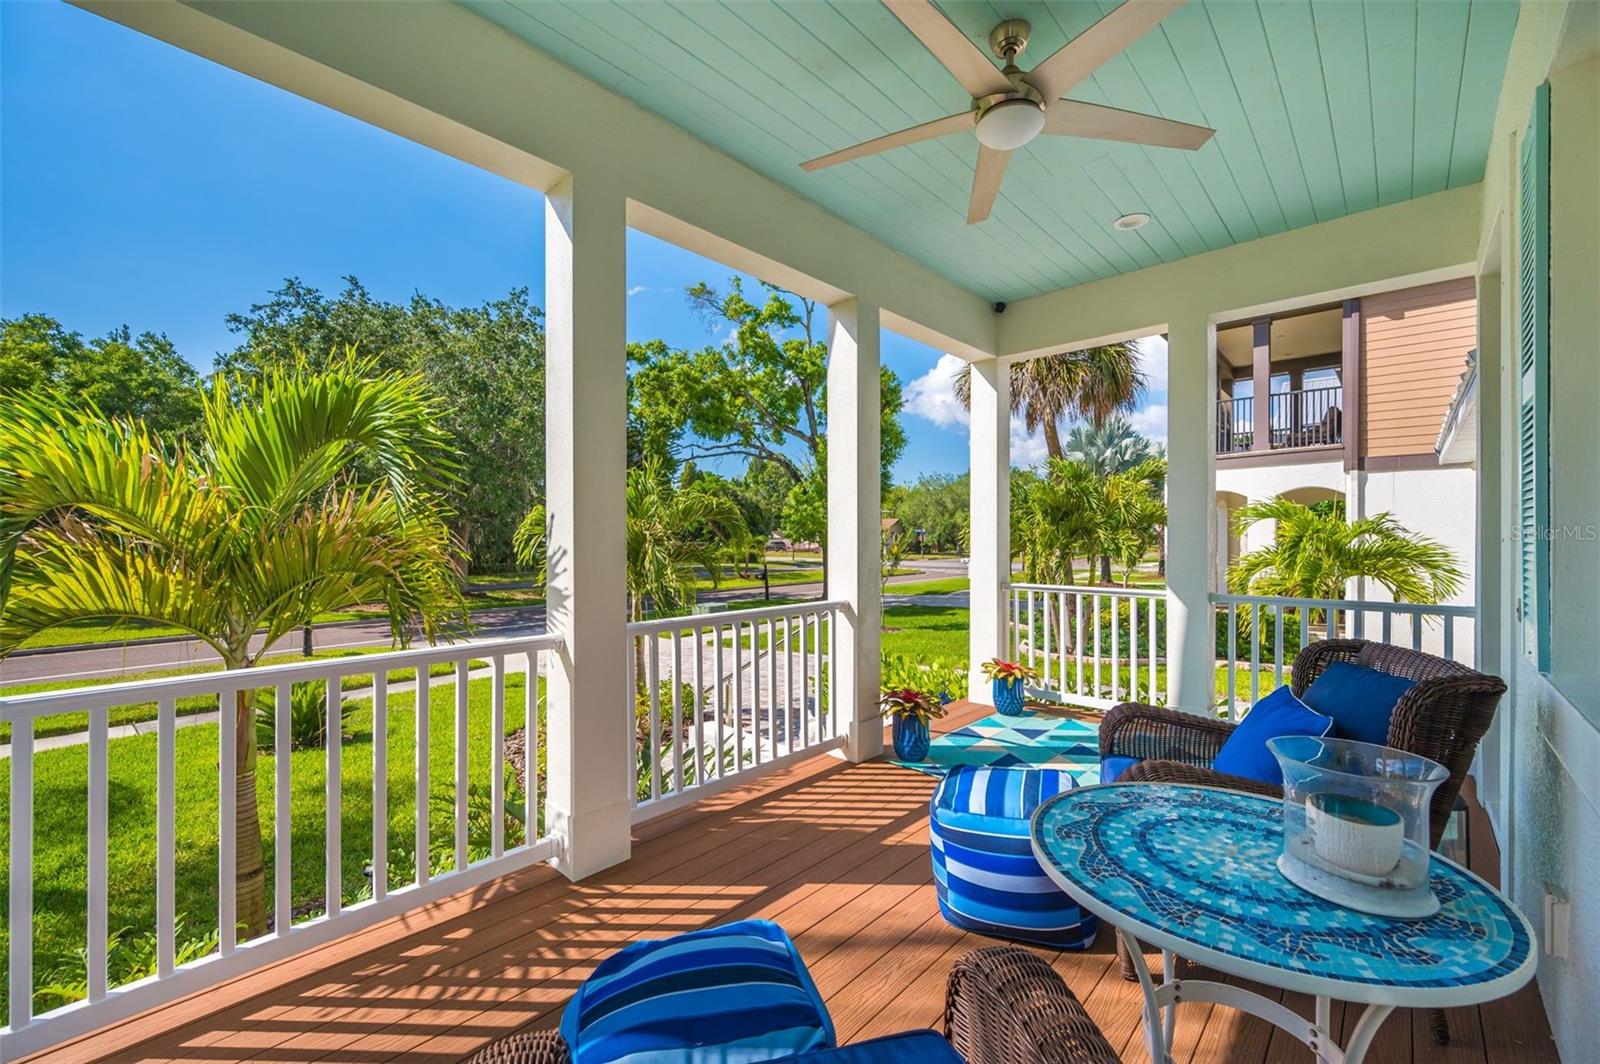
[1361,278,1477,458]
[1215,457,1345,556]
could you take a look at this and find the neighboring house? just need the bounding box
[1213,279,1479,653]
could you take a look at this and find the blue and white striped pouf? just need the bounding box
[930,765,1099,949]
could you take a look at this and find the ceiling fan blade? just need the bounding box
[884,0,1013,99]
[1042,99,1214,149]
[1024,0,1186,103]
[800,111,976,172]
[967,146,1011,224]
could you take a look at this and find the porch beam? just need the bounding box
[968,358,1010,704]
[1167,317,1219,713]
[826,298,884,762]
[1341,299,1361,471]
[1250,319,1272,452]
[543,172,633,879]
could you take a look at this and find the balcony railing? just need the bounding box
[1213,592,1475,719]
[1216,385,1343,454]
[1008,584,1167,709]
[627,599,843,822]
[2,633,561,1056]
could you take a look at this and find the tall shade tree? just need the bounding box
[0,361,467,937]
[954,343,1146,460]
[1229,498,1465,604]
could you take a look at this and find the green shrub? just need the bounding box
[254,680,355,752]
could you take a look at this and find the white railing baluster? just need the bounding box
[1092,595,1102,699]
[491,655,505,859]
[88,705,108,1001]
[1041,591,1053,690]
[527,648,540,841]
[10,715,33,1028]
[734,621,747,766]
[1128,599,1139,703]
[274,684,291,934]
[1226,605,1238,719]
[1273,606,1286,688]
[1381,609,1391,644]
[453,660,467,873]
[765,618,778,759]
[326,678,342,918]
[670,629,684,792]
[416,665,430,887]
[158,698,175,975]
[800,613,812,748]
[693,624,706,785]
[714,624,727,780]
[778,616,791,757]
[1412,612,1423,651]
[372,672,387,902]
[1249,603,1262,704]
[220,691,237,952]
[1148,596,1157,703]
[1444,616,1456,662]
[828,611,838,737]
[1299,609,1311,660]
[1110,598,1121,703]
[1074,593,1085,695]
[1026,590,1036,672]
[647,637,662,800]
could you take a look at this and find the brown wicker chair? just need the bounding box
[461,945,1117,1064]
[1100,638,1505,1045]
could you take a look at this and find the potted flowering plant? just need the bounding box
[879,688,944,762]
[980,658,1039,717]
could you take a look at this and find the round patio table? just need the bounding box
[1029,783,1535,1064]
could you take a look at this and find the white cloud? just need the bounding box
[1128,403,1168,444]
[626,285,650,297]
[1009,417,1049,466]
[1134,334,1168,392]
[902,354,970,428]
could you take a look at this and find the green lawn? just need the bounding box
[884,577,968,595]
[0,672,538,1017]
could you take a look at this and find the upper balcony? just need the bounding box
[1216,385,1344,456]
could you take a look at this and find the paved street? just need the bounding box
[1,558,969,686]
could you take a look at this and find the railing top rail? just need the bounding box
[1210,592,1474,618]
[1009,583,1165,599]
[0,632,563,721]
[626,598,847,636]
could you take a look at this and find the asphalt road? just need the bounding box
[2,558,970,686]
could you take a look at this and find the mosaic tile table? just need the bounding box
[895,710,1102,782]
[1030,783,1536,1064]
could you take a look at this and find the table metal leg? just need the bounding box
[1344,1004,1396,1064]
[1119,928,1172,1064]
[1162,949,1177,1049]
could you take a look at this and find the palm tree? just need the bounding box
[0,360,466,937]
[954,343,1146,460]
[1229,497,1464,604]
[1063,416,1155,476]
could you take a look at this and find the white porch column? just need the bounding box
[967,358,1010,704]
[826,297,884,762]
[1165,315,1219,712]
[544,173,633,878]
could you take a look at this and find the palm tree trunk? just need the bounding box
[234,688,268,937]
[1043,418,1063,461]
[1099,554,1113,584]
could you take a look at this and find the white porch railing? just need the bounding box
[1213,593,1476,720]
[2,633,560,1058]
[1008,584,1167,710]
[628,600,843,822]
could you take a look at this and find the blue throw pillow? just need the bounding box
[561,919,833,1064]
[1100,755,1142,784]
[1212,685,1333,787]
[1301,661,1417,746]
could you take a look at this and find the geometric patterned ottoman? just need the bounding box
[930,765,1099,949]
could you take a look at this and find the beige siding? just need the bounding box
[1360,278,1476,458]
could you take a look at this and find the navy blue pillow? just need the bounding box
[1301,661,1417,747]
[1212,685,1333,787]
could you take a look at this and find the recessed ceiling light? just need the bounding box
[1112,212,1151,231]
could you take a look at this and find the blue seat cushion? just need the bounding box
[930,766,1098,949]
[1212,685,1333,787]
[560,919,833,1064]
[1100,755,1142,783]
[766,1030,960,1063]
[1301,661,1417,747]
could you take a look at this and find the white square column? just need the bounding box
[967,358,1010,704]
[544,174,633,878]
[1165,315,1219,713]
[826,298,883,762]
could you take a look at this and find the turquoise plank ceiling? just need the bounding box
[462,0,1519,302]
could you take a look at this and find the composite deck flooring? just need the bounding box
[29,702,1557,1064]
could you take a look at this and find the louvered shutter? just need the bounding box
[1517,83,1551,670]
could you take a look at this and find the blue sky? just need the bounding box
[1,1,1163,481]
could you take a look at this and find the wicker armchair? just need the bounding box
[462,946,1117,1064]
[1100,638,1506,1044]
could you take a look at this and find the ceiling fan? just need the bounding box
[801,0,1214,224]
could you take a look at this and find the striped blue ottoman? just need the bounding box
[930,765,1098,949]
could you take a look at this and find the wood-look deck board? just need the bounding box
[27,704,1555,1064]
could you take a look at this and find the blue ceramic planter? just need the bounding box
[993,677,1026,716]
[892,715,931,762]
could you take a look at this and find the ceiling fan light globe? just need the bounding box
[974,99,1046,151]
